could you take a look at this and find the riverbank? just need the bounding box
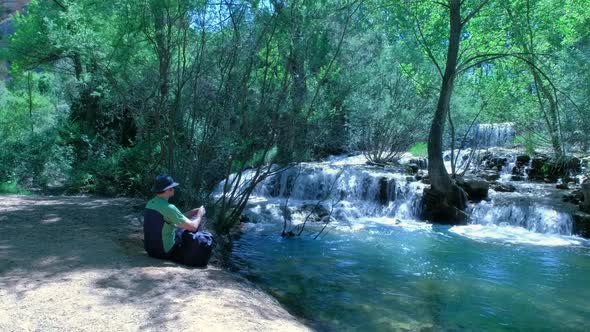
[0,195,309,331]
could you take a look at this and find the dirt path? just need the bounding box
[0,195,309,332]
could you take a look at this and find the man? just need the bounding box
[144,174,206,260]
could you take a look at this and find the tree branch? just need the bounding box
[305,0,363,117]
[51,0,68,11]
[457,52,537,73]
[433,1,450,8]
[461,0,491,26]
[412,7,444,78]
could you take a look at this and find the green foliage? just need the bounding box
[0,131,71,188]
[513,133,545,155]
[0,181,31,195]
[1,0,589,234]
[64,140,156,196]
[409,143,428,157]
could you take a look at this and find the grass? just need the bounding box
[408,142,428,157]
[0,181,31,195]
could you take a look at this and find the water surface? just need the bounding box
[230,218,590,331]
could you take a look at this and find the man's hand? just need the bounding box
[186,206,206,218]
[196,206,206,218]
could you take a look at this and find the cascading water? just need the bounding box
[499,154,516,181]
[469,201,572,234]
[217,153,584,242]
[217,155,425,231]
[223,154,590,331]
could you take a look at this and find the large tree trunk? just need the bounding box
[422,0,467,224]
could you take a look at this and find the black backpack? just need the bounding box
[177,230,216,267]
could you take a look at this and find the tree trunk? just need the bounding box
[276,9,307,163]
[151,1,173,171]
[422,0,467,224]
[505,1,564,158]
[532,70,563,158]
[27,71,34,133]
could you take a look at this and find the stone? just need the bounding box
[567,157,582,173]
[563,193,581,205]
[516,154,531,166]
[492,183,516,192]
[456,178,490,202]
[556,183,569,190]
[301,204,330,221]
[482,170,500,181]
[481,152,493,161]
[527,155,550,181]
[581,182,590,213]
[485,157,507,171]
[531,155,549,169]
[511,157,527,179]
[409,158,428,169]
[562,176,576,184]
[406,164,419,174]
[526,155,584,183]
[415,170,427,181]
[572,212,590,238]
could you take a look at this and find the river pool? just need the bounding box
[230,218,590,331]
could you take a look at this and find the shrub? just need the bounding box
[0,181,31,195]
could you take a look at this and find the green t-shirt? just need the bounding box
[146,196,188,253]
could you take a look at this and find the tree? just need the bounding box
[421,0,491,223]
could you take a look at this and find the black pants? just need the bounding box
[169,229,190,263]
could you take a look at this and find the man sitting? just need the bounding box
[143,174,206,261]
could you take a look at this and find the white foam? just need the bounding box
[361,217,432,232]
[325,154,369,166]
[450,224,584,247]
[333,223,367,233]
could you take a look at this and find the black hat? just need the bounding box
[151,174,179,193]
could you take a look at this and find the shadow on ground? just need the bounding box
[0,195,308,331]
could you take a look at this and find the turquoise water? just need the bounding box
[230,220,590,331]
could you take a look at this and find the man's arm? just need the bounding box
[179,206,206,232]
[178,219,199,232]
[184,206,205,218]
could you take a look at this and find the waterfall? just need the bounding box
[216,154,582,243]
[214,156,425,226]
[472,123,515,148]
[469,201,573,235]
[499,154,516,182]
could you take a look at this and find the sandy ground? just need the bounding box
[0,195,310,332]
